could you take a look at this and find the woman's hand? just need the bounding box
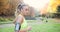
[27,26,32,31]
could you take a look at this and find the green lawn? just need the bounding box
[0,27,14,32]
[0,19,60,32]
[0,23,60,32]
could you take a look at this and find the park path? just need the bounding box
[0,20,43,28]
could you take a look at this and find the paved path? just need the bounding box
[0,20,43,28]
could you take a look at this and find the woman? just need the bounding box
[14,4,31,32]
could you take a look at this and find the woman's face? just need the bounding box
[21,6,29,16]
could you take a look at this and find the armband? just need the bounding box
[15,22,21,31]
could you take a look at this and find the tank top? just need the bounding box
[18,14,28,30]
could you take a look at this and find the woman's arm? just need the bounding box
[13,16,23,24]
[14,16,23,32]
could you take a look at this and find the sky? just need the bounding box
[23,0,50,11]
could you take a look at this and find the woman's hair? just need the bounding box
[15,3,28,17]
[17,4,28,11]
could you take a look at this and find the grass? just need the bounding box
[29,23,60,32]
[0,17,13,22]
[0,19,60,32]
[0,17,60,32]
[0,27,14,32]
[0,17,14,24]
[0,21,12,24]
[0,23,60,32]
